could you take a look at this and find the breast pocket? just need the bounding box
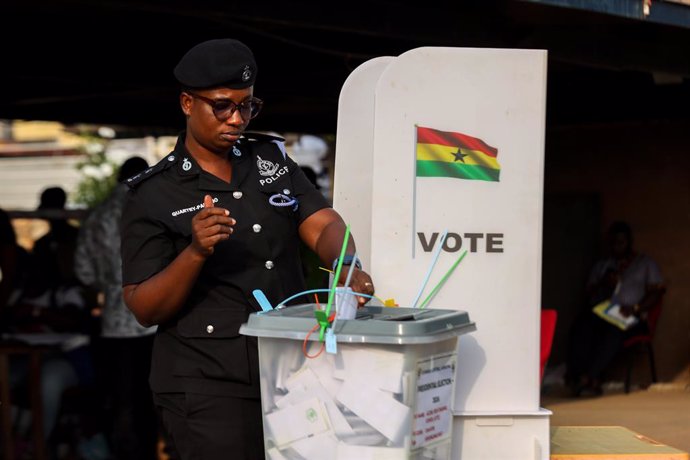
[259,183,299,228]
[174,308,251,383]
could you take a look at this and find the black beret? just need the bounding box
[174,39,257,89]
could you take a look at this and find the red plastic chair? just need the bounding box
[622,299,663,393]
[540,309,558,382]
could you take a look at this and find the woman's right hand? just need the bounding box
[190,194,236,257]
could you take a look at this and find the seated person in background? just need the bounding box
[565,221,665,396]
[0,208,29,311]
[12,186,89,334]
[32,187,79,281]
[4,187,94,448]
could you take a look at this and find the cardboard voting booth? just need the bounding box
[240,305,475,459]
[333,47,549,458]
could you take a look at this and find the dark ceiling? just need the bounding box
[3,0,690,135]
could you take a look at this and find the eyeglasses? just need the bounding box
[186,92,263,121]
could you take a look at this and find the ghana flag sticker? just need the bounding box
[415,125,501,182]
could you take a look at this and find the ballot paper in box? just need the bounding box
[240,304,475,460]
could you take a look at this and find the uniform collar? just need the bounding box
[171,133,199,177]
[228,137,252,188]
[172,132,252,191]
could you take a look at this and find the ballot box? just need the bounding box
[240,305,475,460]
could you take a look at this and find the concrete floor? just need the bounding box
[542,384,690,454]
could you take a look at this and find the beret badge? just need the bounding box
[242,65,252,82]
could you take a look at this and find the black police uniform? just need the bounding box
[121,132,329,458]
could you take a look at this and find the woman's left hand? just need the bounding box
[338,267,375,306]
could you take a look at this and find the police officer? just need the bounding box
[120,39,375,460]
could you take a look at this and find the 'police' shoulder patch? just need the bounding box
[125,154,177,189]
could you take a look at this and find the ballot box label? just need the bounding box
[412,353,455,449]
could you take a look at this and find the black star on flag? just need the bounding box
[452,148,469,163]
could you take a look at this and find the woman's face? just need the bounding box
[181,86,254,155]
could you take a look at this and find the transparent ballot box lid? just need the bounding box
[240,305,476,344]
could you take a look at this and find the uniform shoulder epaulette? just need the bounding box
[125,154,177,189]
[242,131,285,143]
[241,132,287,159]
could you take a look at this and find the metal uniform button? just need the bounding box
[282,189,290,195]
[233,191,243,199]
[206,325,214,334]
[253,224,262,233]
[265,260,274,270]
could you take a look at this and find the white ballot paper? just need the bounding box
[336,442,408,460]
[266,447,288,460]
[337,379,411,443]
[336,347,406,394]
[279,367,355,437]
[265,397,332,448]
[305,352,343,398]
[274,340,304,391]
[335,287,358,320]
[291,432,339,460]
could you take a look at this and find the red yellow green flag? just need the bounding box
[416,126,500,182]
